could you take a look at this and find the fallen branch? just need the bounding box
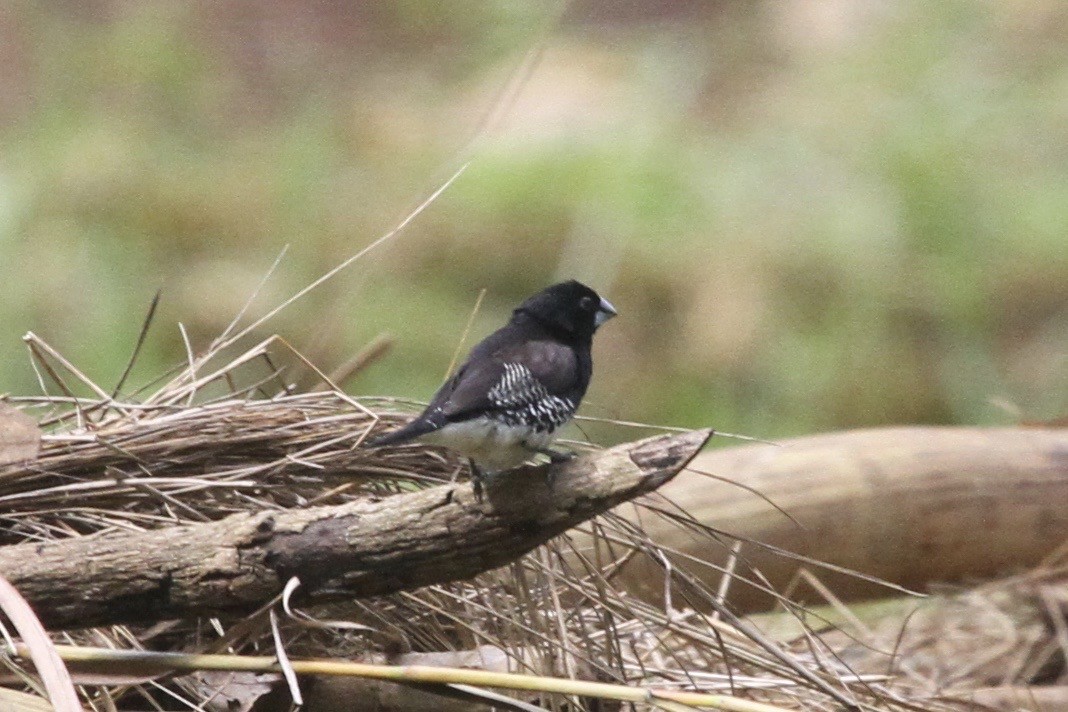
[0,429,711,631]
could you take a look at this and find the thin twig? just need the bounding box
[18,644,798,712]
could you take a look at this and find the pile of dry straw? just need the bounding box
[0,322,1063,711]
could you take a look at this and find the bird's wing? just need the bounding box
[369,339,523,446]
[435,339,579,424]
[367,359,503,446]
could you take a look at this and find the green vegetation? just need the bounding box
[0,1,1064,442]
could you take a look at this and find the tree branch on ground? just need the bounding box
[0,429,712,631]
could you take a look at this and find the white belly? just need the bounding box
[419,418,554,472]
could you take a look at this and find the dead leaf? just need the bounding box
[0,403,41,466]
[192,671,279,712]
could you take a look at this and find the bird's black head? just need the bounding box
[513,280,617,342]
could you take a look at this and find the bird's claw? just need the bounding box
[547,449,576,464]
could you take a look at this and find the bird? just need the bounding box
[367,280,617,494]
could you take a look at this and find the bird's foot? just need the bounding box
[528,446,577,490]
[527,444,576,464]
[546,448,576,464]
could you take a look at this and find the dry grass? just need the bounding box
[0,229,1062,709]
[3,329,1048,712]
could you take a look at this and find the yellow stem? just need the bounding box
[17,644,797,712]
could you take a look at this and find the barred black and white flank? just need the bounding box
[368,280,617,489]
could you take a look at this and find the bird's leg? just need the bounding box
[469,459,485,501]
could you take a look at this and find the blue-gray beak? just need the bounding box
[594,297,617,328]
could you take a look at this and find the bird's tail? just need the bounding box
[366,418,438,448]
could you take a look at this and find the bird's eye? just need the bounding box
[579,296,595,311]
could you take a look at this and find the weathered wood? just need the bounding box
[617,426,1068,610]
[0,429,711,631]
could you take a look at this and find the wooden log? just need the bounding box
[618,427,1068,611]
[0,429,711,631]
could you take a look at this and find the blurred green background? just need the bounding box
[0,1,1064,443]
